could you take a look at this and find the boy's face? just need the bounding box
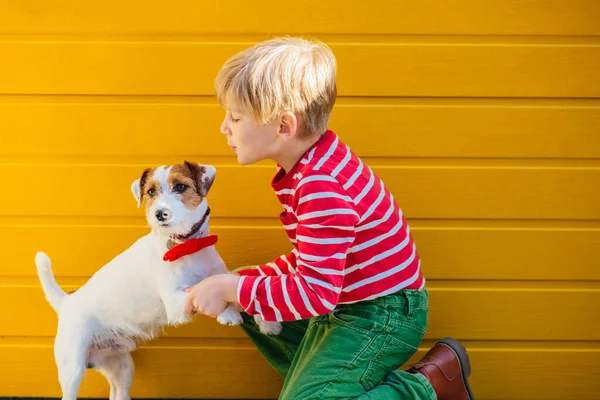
[220,107,279,165]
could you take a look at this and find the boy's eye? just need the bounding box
[147,188,156,196]
[174,183,188,193]
[231,117,240,123]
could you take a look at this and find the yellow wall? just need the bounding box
[1,1,599,399]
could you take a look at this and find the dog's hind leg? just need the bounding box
[96,352,134,400]
[54,317,93,400]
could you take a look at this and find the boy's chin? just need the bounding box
[237,154,257,166]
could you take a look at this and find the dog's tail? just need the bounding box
[35,252,67,313]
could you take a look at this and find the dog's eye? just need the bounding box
[147,188,156,196]
[174,183,188,193]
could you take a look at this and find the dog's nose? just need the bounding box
[155,209,171,222]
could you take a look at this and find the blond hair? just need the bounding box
[214,37,337,135]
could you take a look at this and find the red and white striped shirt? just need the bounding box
[237,130,424,321]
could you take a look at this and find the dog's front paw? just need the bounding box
[254,314,283,335]
[168,313,192,326]
[217,308,243,326]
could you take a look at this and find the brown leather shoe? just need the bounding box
[408,337,475,400]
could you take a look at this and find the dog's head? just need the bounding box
[130,161,216,237]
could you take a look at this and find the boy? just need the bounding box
[184,37,474,400]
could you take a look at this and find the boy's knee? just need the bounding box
[281,391,332,400]
[280,383,335,400]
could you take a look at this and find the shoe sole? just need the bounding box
[438,337,475,400]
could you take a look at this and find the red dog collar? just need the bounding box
[163,235,218,262]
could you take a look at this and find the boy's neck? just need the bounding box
[275,132,323,172]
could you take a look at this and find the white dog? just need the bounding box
[35,161,281,400]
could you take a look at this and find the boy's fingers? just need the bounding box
[183,296,197,317]
[206,307,220,318]
[184,287,192,292]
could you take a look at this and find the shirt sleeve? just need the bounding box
[236,251,298,277]
[237,175,359,321]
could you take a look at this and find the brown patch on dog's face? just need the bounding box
[184,161,215,197]
[136,168,155,209]
[138,168,153,193]
[143,175,160,211]
[168,163,205,209]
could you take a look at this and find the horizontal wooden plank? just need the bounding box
[1,42,599,97]
[0,165,598,220]
[1,0,599,36]
[2,283,598,341]
[2,100,599,159]
[3,224,598,281]
[0,338,598,399]
[413,226,600,281]
[0,338,281,399]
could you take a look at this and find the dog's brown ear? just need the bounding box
[131,168,152,208]
[184,161,216,197]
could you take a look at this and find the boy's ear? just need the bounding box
[131,168,152,208]
[184,161,216,197]
[278,111,298,139]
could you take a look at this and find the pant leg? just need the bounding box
[356,370,436,400]
[279,290,435,400]
[355,290,436,400]
[234,264,310,377]
[239,312,309,378]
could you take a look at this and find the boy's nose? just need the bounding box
[220,118,231,135]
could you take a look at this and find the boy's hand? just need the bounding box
[184,274,241,318]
